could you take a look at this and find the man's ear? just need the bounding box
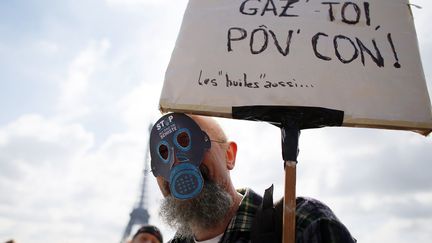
[225,141,237,170]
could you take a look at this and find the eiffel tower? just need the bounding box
[120,124,153,243]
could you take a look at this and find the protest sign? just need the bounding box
[160,0,432,135]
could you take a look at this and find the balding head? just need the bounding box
[189,115,227,143]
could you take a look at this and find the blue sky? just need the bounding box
[0,0,431,243]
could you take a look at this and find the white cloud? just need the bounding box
[57,39,111,120]
[35,40,60,53]
[360,217,432,243]
[0,115,98,242]
[0,114,93,173]
[117,82,163,130]
[0,112,153,243]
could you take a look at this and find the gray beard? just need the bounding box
[159,180,233,238]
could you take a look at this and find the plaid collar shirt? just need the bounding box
[218,188,262,243]
[295,197,356,243]
[169,188,355,243]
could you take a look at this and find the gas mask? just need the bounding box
[150,113,211,200]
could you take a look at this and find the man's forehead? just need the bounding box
[189,115,224,139]
[189,115,208,130]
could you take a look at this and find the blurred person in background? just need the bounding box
[131,225,163,243]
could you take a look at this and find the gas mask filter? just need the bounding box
[150,113,211,200]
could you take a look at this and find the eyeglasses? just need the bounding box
[210,139,226,144]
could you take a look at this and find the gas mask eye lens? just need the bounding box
[177,131,190,148]
[158,141,170,162]
[174,128,192,151]
[159,145,168,159]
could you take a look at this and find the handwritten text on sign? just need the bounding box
[197,70,315,89]
[226,0,400,68]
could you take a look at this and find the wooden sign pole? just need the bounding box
[283,161,297,243]
[280,124,300,243]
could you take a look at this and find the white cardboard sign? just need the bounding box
[160,0,432,135]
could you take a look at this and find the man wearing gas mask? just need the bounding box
[150,113,356,243]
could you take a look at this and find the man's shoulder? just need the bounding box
[294,197,356,243]
[295,197,339,222]
[262,191,356,243]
